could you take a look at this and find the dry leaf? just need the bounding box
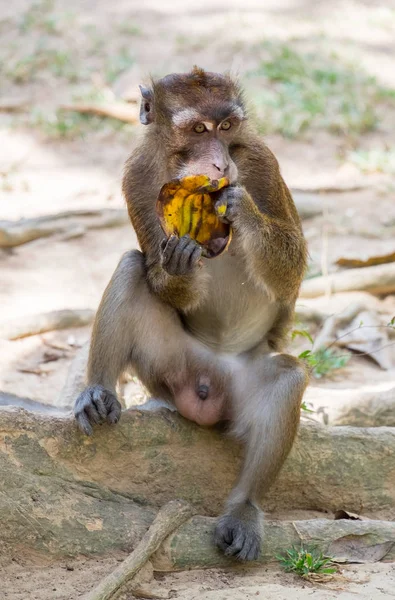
[156,174,231,258]
[304,572,336,583]
[329,535,394,564]
[41,350,65,363]
[334,510,363,521]
[336,251,395,269]
[337,310,393,370]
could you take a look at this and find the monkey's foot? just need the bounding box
[74,385,122,436]
[214,502,263,561]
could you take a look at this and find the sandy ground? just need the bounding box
[1,0,395,597]
[2,558,395,600]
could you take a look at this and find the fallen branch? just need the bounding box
[83,500,194,600]
[0,208,129,248]
[0,308,95,340]
[0,407,394,559]
[0,97,29,112]
[300,263,395,298]
[336,251,395,269]
[291,183,368,193]
[60,102,139,124]
[306,386,395,427]
[152,517,395,571]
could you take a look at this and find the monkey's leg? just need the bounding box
[74,249,193,435]
[214,353,308,561]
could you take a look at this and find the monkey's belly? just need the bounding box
[184,255,278,354]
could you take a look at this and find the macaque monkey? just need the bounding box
[74,67,308,561]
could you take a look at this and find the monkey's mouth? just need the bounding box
[202,232,231,259]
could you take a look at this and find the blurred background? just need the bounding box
[1,0,395,415]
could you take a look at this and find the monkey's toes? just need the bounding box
[74,385,122,435]
[214,514,262,561]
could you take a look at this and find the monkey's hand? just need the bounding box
[74,385,122,436]
[214,501,263,561]
[160,233,202,276]
[214,185,253,226]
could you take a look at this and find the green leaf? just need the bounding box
[321,567,336,574]
[292,329,314,344]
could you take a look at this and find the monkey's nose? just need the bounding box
[213,162,229,176]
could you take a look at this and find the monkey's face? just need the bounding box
[139,68,247,184]
[166,113,241,183]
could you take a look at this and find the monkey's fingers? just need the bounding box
[74,387,102,435]
[161,235,179,266]
[189,244,203,270]
[76,412,93,436]
[89,385,109,419]
[105,394,122,425]
[222,522,251,558]
[214,197,228,220]
[165,235,191,275]
[214,515,261,562]
[236,533,261,562]
[74,385,121,436]
[176,236,202,275]
[214,523,233,551]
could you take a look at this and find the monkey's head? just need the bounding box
[139,67,247,183]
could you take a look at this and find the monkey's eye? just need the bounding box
[193,123,207,134]
[220,120,232,131]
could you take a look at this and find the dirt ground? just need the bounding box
[1,0,395,597]
[3,558,395,600]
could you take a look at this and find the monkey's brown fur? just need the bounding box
[74,67,309,562]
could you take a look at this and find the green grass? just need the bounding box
[18,0,54,33]
[118,23,141,36]
[277,546,336,578]
[7,47,80,83]
[29,107,131,139]
[248,42,394,137]
[105,48,134,84]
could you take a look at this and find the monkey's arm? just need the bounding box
[145,249,210,313]
[218,146,307,302]
[221,185,307,301]
[123,163,209,312]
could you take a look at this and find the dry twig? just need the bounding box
[82,500,194,600]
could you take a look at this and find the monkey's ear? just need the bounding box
[139,85,154,125]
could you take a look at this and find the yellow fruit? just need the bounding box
[156,175,231,259]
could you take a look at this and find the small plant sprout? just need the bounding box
[292,328,350,379]
[300,347,350,379]
[277,546,336,578]
[300,401,314,413]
